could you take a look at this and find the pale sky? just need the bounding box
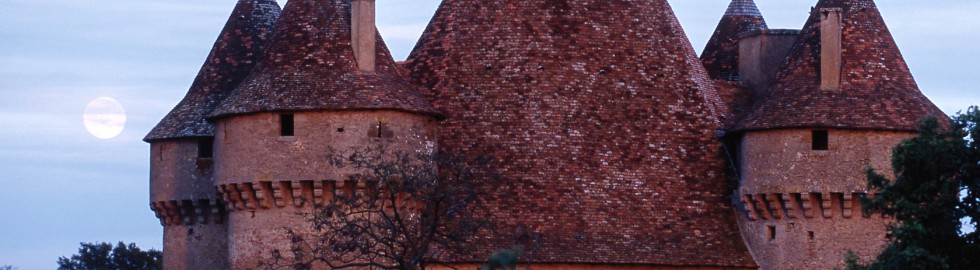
[1,0,977,269]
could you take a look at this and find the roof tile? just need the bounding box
[144,0,281,142]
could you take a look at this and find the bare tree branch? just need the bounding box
[260,145,502,270]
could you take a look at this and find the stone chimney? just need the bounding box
[351,0,376,72]
[819,8,842,90]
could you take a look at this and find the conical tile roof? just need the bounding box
[145,0,281,142]
[210,0,437,119]
[407,0,753,267]
[735,0,947,132]
[701,0,768,81]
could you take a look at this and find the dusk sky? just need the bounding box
[1,0,977,269]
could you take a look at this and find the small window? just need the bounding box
[198,138,214,158]
[156,145,164,161]
[808,231,815,240]
[280,114,295,137]
[768,225,777,241]
[368,121,394,138]
[812,130,829,150]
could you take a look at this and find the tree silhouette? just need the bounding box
[259,146,503,270]
[848,106,980,269]
[57,242,162,270]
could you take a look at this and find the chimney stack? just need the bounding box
[351,0,376,72]
[819,8,842,90]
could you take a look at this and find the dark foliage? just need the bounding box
[847,106,980,270]
[57,242,162,270]
[480,247,520,270]
[259,146,502,270]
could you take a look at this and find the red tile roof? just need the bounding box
[407,0,754,267]
[701,0,768,81]
[734,0,948,132]
[210,0,437,119]
[145,0,281,142]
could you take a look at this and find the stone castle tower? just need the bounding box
[146,0,948,269]
[718,0,949,269]
[145,1,281,268]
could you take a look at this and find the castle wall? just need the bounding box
[214,111,436,185]
[213,110,437,269]
[149,139,228,270]
[739,129,907,193]
[150,140,216,202]
[162,223,228,270]
[736,129,913,269]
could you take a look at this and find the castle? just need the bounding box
[144,0,949,269]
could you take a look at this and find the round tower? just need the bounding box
[408,0,755,268]
[144,1,280,269]
[730,0,949,269]
[207,0,439,268]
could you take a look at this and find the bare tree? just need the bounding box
[260,146,501,270]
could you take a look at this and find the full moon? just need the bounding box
[83,97,127,139]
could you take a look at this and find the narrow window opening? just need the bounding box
[768,225,777,241]
[812,130,829,150]
[367,121,395,138]
[198,138,214,158]
[808,231,815,240]
[337,127,345,133]
[156,145,164,161]
[280,114,295,137]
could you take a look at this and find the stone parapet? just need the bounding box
[218,180,361,211]
[740,192,877,221]
[150,199,226,226]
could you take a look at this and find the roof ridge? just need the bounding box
[144,0,282,142]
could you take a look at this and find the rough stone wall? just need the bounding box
[224,207,311,269]
[162,224,228,270]
[213,110,436,269]
[736,129,913,269]
[739,129,909,193]
[215,111,436,184]
[149,140,228,270]
[151,140,215,202]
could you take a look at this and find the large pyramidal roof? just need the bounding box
[701,0,768,81]
[735,0,947,131]
[145,0,281,142]
[408,0,753,267]
[210,0,436,119]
